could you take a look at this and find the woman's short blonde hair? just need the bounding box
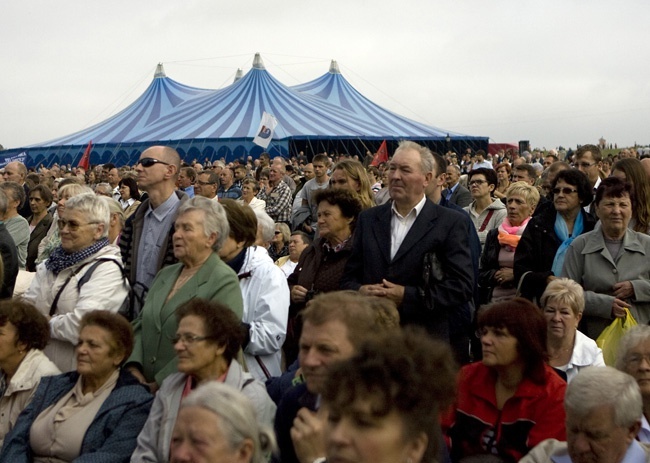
[505,181,540,209]
[540,278,585,316]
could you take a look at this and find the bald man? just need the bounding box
[119,146,188,318]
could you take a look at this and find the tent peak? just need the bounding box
[253,53,265,70]
[329,60,340,74]
[234,68,244,83]
[154,63,166,78]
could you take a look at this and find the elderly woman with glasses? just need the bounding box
[131,298,275,462]
[23,193,129,372]
[617,325,650,442]
[514,169,596,303]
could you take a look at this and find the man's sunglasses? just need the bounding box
[137,157,170,168]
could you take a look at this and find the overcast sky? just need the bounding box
[2,0,649,152]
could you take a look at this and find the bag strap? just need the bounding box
[49,258,124,317]
[478,209,496,232]
[515,270,533,298]
[254,355,272,380]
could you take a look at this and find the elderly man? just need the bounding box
[258,158,292,224]
[106,167,122,200]
[276,231,311,277]
[194,170,219,201]
[274,291,399,463]
[521,366,649,463]
[119,146,188,319]
[341,140,474,343]
[2,161,31,218]
[617,325,650,442]
[0,190,19,298]
[442,164,471,208]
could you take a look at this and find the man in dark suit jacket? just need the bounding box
[341,141,474,342]
[442,164,472,208]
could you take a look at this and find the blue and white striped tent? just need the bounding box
[2,54,488,167]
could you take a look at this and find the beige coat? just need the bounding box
[0,349,60,447]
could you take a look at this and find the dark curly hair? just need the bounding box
[478,297,548,383]
[79,311,134,364]
[595,176,634,207]
[0,300,50,350]
[322,327,457,463]
[176,298,245,363]
[313,188,363,233]
[468,167,498,188]
[552,169,593,207]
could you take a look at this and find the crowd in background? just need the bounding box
[0,141,649,462]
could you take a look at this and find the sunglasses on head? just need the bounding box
[137,157,170,168]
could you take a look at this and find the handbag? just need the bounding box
[596,308,637,366]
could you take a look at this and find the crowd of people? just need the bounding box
[0,141,648,462]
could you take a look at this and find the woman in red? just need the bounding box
[443,298,567,462]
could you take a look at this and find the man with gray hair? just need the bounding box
[521,366,649,463]
[258,158,292,224]
[342,140,474,344]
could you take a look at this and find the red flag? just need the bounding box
[78,141,92,170]
[370,140,388,166]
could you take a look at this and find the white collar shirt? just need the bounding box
[390,195,426,260]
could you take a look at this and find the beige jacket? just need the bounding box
[0,349,60,446]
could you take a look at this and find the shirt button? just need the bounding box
[612,269,618,274]
[151,357,157,363]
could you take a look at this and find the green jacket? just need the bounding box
[129,253,243,384]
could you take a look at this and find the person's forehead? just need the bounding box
[578,151,596,162]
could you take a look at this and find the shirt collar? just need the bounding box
[148,192,180,221]
[391,195,426,220]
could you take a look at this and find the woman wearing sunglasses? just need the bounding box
[23,193,129,372]
[514,169,596,302]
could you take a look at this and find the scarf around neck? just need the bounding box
[552,211,584,276]
[497,217,531,250]
[45,238,109,275]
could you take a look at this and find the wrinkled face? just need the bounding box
[596,193,632,239]
[330,169,360,193]
[575,152,601,185]
[29,191,47,215]
[505,193,534,226]
[388,149,430,207]
[170,406,250,463]
[173,210,216,263]
[326,397,425,463]
[2,162,24,183]
[446,166,460,187]
[174,315,222,378]
[567,405,638,463]
[107,168,120,186]
[59,208,104,253]
[317,201,352,242]
[479,326,520,369]
[76,325,122,381]
[553,180,581,214]
[268,166,283,184]
[178,171,193,189]
[288,234,309,261]
[621,339,650,399]
[543,298,580,340]
[299,319,355,394]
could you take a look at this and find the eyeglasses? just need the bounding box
[172,333,211,346]
[137,157,170,168]
[57,219,100,231]
[552,187,578,195]
[197,181,216,186]
[468,180,487,186]
[573,162,596,169]
[274,231,282,235]
[625,353,650,367]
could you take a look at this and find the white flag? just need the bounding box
[252,112,278,149]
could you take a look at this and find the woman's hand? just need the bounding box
[494,268,514,285]
[611,298,629,318]
[291,285,309,303]
[613,281,635,300]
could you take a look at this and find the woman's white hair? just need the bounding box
[540,278,585,316]
[64,193,110,238]
[181,382,276,463]
[177,196,230,251]
[616,325,650,371]
[255,209,275,244]
[565,366,642,428]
